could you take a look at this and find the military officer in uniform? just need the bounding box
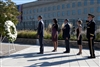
[86,14,96,59]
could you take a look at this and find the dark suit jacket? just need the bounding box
[62,23,70,39]
[86,20,95,39]
[37,20,44,37]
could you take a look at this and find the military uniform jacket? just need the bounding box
[86,20,95,39]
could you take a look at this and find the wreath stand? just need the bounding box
[0,36,16,56]
[8,42,16,56]
[0,35,5,55]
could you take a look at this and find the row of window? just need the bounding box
[23,7,100,20]
[23,15,100,21]
[23,0,100,14]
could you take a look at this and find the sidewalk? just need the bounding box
[0,43,30,56]
[0,43,100,67]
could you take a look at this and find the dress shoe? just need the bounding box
[37,52,43,54]
[63,51,70,53]
[77,52,82,55]
[52,49,57,52]
[88,56,95,59]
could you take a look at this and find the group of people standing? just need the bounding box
[37,13,96,59]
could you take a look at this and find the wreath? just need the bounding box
[4,20,17,42]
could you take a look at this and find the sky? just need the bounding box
[12,0,37,5]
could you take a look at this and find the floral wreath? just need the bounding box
[4,20,17,42]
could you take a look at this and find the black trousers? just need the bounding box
[65,39,70,52]
[88,38,95,57]
[39,37,44,53]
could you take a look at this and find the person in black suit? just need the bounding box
[37,16,44,54]
[86,14,96,58]
[62,19,70,53]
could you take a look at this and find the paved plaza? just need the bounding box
[0,43,100,67]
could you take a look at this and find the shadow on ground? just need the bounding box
[28,55,100,67]
[0,51,100,67]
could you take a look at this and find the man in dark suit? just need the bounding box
[37,16,44,54]
[62,19,70,53]
[86,14,96,58]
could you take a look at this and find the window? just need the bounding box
[97,16,100,20]
[90,8,94,13]
[77,2,82,7]
[52,13,54,17]
[97,7,100,12]
[44,7,47,12]
[30,16,33,19]
[25,16,27,20]
[72,2,75,8]
[62,4,65,9]
[27,10,28,14]
[48,13,50,18]
[25,11,26,14]
[57,5,60,10]
[24,11,26,14]
[72,10,76,15]
[23,16,25,20]
[33,15,35,19]
[97,0,100,4]
[29,16,31,20]
[67,4,70,8]
[53,12,56,17]
[53,6,56,10]
[37,9,39,13]
[48,7,51,11]
[49,13,52,18]
[23,11,25,14]
[43,14,46,18]
[40,8,42,12]
[27,16,28,20]
[62,11,66,16]
[29,16,31,19]
[90,0,94,5]
[26,10,28,14]
[84,0,87,6]
[33,9,36,13]
[38,9,40,12]
[57,12,60,17]
[84,8,88,14]
[30,10,32,14]
[28,11,30,14]
[84,18,87,20]
[45,14,47,18]
[67,10,70,16]
[42,8,43,12]
[78,9,82,15]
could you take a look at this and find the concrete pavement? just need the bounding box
[0,43,100,67]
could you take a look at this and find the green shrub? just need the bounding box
[70,35,77,41]
[58,32,63,40]
[18,30,37,39]
[82,34,88,41]
[95,33,100,41]
[44,31,51,39]
[17,30,100,41]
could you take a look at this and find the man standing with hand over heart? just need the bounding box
[62,19,70,53]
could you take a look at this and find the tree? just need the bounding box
[0,0,20,41]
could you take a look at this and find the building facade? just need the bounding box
[17,5,22,22]
[17,0,100,30]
